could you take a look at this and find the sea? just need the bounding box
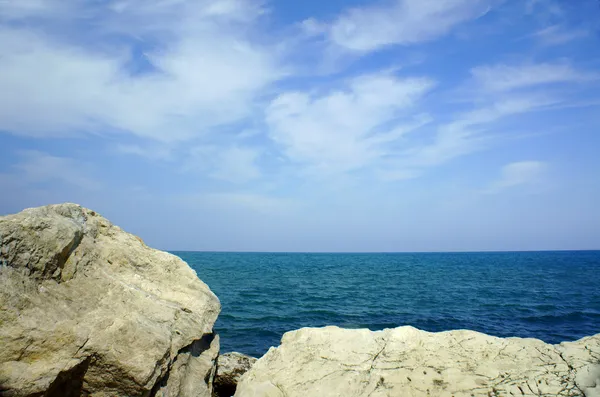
[173,251,600,358]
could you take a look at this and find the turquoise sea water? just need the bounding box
[174,251,600,357]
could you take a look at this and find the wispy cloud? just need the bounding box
[374,59,599,180]
[264,58,596,181]
[484,161,547,194]
[470,62,592,92]
[378,95,559,180]
[306,0,496,52]
[0,0,285,141]
[266,72,434,176]
[532,24,589,46]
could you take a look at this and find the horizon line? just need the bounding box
[166,249,600,254]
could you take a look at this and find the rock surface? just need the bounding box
[0,203,221,397]
[235,326,600,397]
[214,352,257,397]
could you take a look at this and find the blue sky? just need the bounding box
[1,0,599,252]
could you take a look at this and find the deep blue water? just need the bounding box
[173,251,600,358]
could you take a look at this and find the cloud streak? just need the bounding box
[471,62,593,92]
[307,0,495,52]
[533,24,589,46]
[484,161,547,194]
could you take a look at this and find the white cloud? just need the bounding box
[1,0,597,190]
[484,161,547,193]
[265,60,593,181]
[533,25,589,46]
[7,150,100,190]
[471,62,590,92]
[266,72,434,176]
[376,60,598,180]
[454,95,558,125]
[312,0,495,52]
[377,93,562,180]
[0,0,285,141]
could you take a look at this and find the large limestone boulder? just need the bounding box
[235,326,600,397]
[214,352,257,397]
[0,203,221,397]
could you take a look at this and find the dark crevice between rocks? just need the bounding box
[213,369,238,397]
[43,356,93,397]
[149,333,216,397]
[212,354,256,397]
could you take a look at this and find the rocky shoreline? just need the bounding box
[1,204,598,397]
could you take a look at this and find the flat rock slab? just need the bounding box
[235,326,600,397]
[0,203,221,397]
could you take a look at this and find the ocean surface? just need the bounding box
[174,251,600,358]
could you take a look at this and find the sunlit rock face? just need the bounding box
[0,203,221,397]
[235,325,600,397]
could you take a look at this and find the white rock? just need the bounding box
[235,326,600,397]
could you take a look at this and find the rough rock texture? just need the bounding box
[154,334,220,397]
[0,203,221,397]
[213,353,257,397]
[235,326,600,397]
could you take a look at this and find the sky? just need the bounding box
[1,0,599,252]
